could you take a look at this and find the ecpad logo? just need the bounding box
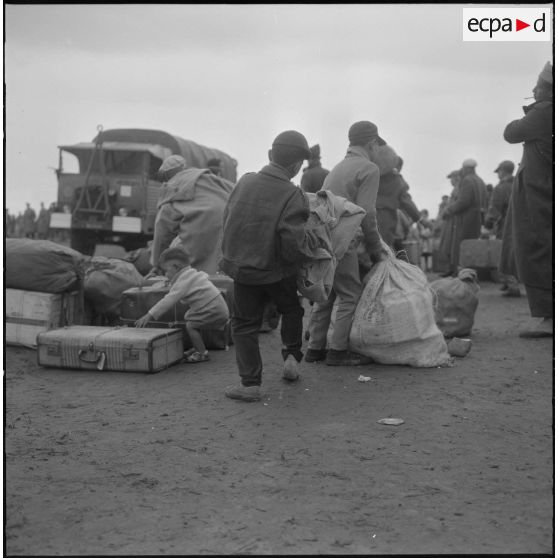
[463,8,551,41]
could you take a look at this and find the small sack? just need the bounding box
[84,257,144,319]
[6,238,84,293]
[349,254,450,368]
[124,247,152,276]
[430,268,480,337]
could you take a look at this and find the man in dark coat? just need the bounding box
[300,144,329,193]
[221,130,323,401]
[485,160,520,296]
[500,62,553,338]
[35,202,51,240]
[375,155,421,250]
[437,171,460,276]
[441,159,486,276]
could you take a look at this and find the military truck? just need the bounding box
[49,127,237,255]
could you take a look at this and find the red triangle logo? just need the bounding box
[516,19,530,31]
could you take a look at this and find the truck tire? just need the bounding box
[70,229,97,256]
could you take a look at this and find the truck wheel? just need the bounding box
[70,230,97,256]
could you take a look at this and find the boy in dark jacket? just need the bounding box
[221,130,320,402]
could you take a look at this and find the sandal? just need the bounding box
[183,350,210,363]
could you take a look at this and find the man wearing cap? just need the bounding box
[440,159,486,277]
[485,160,520,297]
[301,144,329,194]
[305,120,388,367]
[150,154,234,275]
[221,130,323,401]
[500,62,553,337]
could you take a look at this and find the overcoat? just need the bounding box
[443,171,486,266]
[499,100,553,291]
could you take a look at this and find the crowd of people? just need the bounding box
[5,202,55,240]
[7,61,552,399]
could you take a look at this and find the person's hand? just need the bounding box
[135,313,152,328]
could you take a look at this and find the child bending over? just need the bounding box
[135,247,229,363]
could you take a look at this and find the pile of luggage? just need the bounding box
[6,238,235,373]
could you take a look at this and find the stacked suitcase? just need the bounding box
[119,274,234,350]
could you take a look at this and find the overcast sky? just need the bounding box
[5,3,553,217]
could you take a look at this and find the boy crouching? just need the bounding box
[135,247,229,363]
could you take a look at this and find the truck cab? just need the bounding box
[50,128,237,255]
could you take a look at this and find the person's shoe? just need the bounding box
[225,384,262,402]
[282,355,300,382]
[519,318,553,339]
[326,349,374,366]
[502,288,521,298]
[305,348,327,363]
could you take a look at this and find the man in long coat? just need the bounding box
[500,62,553,338]
[485,160,520,296]
[35,202,51,240]
[441,159,486,276]
[22,203,36,238]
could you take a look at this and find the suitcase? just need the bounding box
[6,288,83,347]
[459,239,502,269]
[37,325,184,373]
[119,273,233,350]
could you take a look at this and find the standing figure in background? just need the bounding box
[35,202,51,240]
[440,159,486,277]
[485,160,520,297]
[500,62,553,338]
[22,203,36,239]
[375,153,421,251]
[301,144,329,194]
[438,171,460,276]
[417,209,434,272]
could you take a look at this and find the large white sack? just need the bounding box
[349,255,450,367]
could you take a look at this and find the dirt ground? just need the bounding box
[4,278,554,555]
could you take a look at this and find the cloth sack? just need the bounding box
[349,253,450,367]
[124,247,152,276]
[298,191,366,303]
[5,238,85,293]
[84,257,144,319]
[430,268,480,337]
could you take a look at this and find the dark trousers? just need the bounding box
[232,275,304,387]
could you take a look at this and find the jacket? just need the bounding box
[220,163,319,284]
[321,145,383,259]
[148,266,221,320]
[376,171,420,248]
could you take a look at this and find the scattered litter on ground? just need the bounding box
[358,375,372,382]
[378,418,405,426]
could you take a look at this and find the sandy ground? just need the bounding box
[4,278,554,555]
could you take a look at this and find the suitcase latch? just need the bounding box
[47,343,61,356]
[124,348,140,360]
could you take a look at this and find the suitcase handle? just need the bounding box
[78,347,106,371]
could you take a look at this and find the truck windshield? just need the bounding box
[62,149,146,176]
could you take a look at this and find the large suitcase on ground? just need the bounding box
[6,288,83,347]
[459,238,502,269]
[119,274,234,350]
[37,325,184,373]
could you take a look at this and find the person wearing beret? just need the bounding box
[221,130,324,401]
[301,144,330,194]
[305,120,388,367]
[500,61,554,338]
